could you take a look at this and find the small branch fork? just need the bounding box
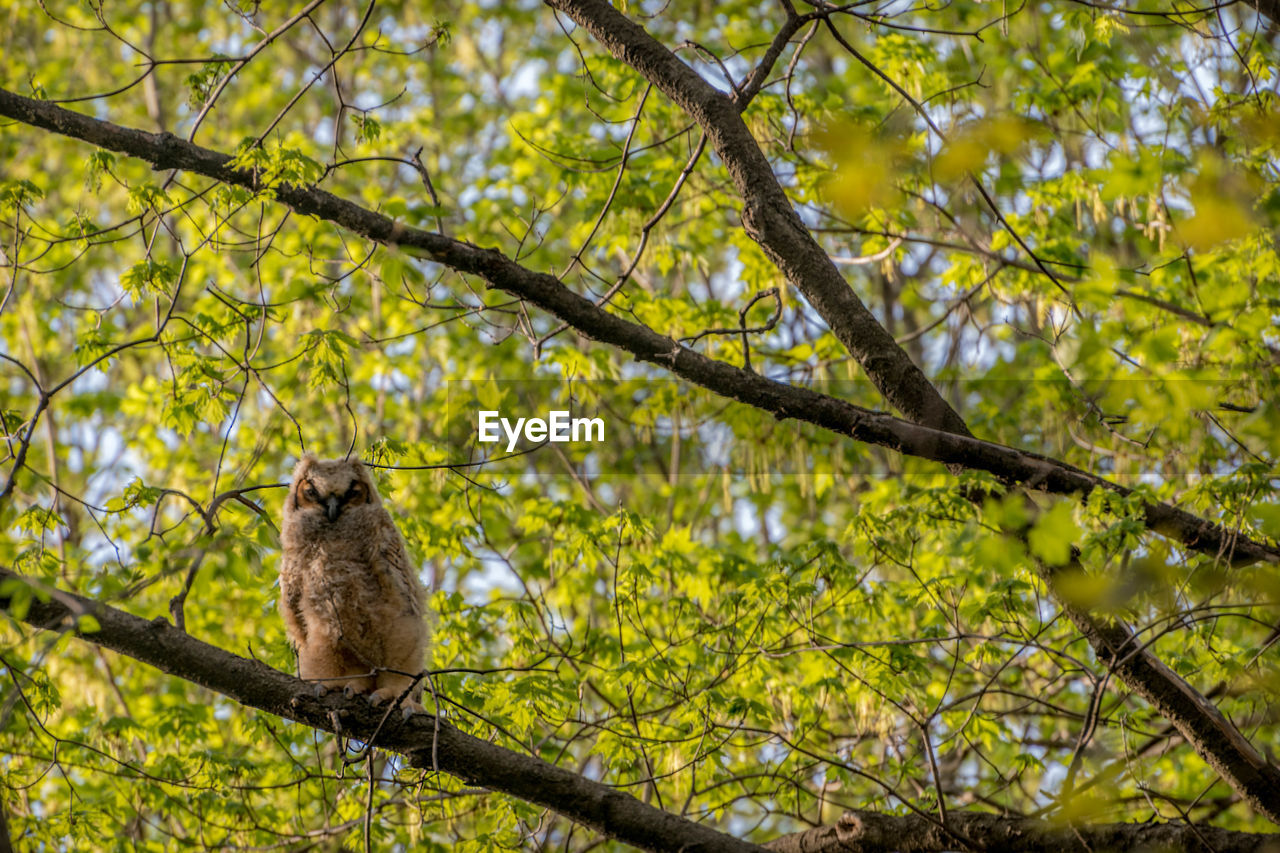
[681,287,783,372]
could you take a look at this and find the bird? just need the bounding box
[278,454,427,711]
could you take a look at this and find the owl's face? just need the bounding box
[288,456,379,524]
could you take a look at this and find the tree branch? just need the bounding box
[0,568,768,853]
[1247,0,1280,23]
[1044,579,1280,825]
[765,809,1280,853]
[543,0,972,436]
[0,789,12,853]
[7,573,1278,851]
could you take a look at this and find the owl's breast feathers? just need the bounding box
[279,509,423,639]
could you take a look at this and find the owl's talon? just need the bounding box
[312,682,329,699]
[343,685,357,699]
[367,691,387,707]
[401,704,420,721]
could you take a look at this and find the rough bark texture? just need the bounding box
[3,87,1280,824]
[0,792,11,853]
[5,571,1280,852]
[10,571,1280,845]
[543,0,972,437]
[765,810,1280,853]
[0,569,768,853]
[516,4,1280,826]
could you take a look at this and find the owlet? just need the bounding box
[279,455,427,710]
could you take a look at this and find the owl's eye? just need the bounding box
[303,483,320,502]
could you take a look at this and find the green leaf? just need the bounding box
[1027,502,1081,567]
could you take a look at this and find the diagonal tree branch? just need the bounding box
[520,4,1280,826]
[0,568,768,853]
[1045,580,1280,822]
[543,0,971,436]
[0,789,11,853]
[1245,0,1280,23]
[1,86,1278,823]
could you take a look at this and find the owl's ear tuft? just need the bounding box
[292,453,318,479]
[356,460,385,505]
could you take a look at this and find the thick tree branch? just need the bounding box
[0,88,1270,569]
[543,0,971,436]
[2,87,1279,824]
[765,809,1280,853]
[1248,0,1280,23]
[0,791,11,853]
[0,568,768,853]
[735,8,809,107]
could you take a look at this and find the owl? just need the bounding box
[279,455,427,711]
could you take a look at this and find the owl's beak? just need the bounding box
[323,495,343,522]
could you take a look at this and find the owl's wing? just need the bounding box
[277,553,308,644]
[374,514,425,617]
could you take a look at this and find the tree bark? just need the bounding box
[7,572,1278,852]
[524,3,1280,825]
[765,809,1280,853]
[1250,0,1280,23]
[1045,584,1280,825]
[0,791,12,853]
[544,0,971,437]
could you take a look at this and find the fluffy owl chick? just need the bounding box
[279,455,427,710]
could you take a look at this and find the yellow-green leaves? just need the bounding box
[120,259,178,300]
[935,117,1040,183]
[301,328,357,390]
[1091,13,1129,47]
[228,141,324,192]
[0,178,43,209]
[815,119,912,217]
[1175,155,1261,250]
[352,113,382,146]
[83,150,114,192]
[185,56,230,108]
[125,182,171,215]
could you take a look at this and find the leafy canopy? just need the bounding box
[2,0,1279,850]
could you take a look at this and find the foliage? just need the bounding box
[1,0,1279,850]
